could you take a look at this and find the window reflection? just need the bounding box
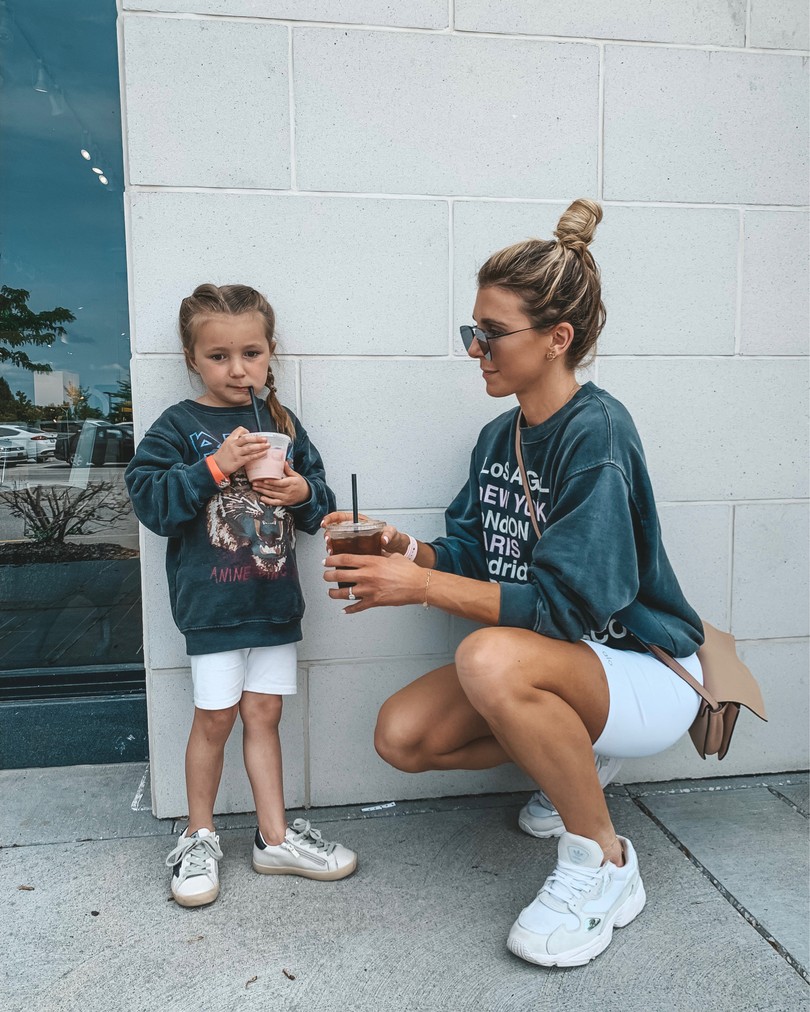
[0,0,141,676]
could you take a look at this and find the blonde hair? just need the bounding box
[179,283,295,439]
[477,199,606,369]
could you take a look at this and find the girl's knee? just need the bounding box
[239,692,282,730]
[194,703,238,739]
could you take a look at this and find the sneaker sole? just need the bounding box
[517,814,566,839]
[252,856,357,881]
[506,878,646,968]
[172,883,220,908]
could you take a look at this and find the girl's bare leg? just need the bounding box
[240,691,288,845]
[186,704,239,834]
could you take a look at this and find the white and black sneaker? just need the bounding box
[518,755,624,839]
[507,832,646,967]
[252,819,357,881]
[165,828,223,908]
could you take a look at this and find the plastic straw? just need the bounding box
[249,387,262,431]
[351,473,358,524]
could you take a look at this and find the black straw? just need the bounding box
[249,387,262,432]
[351,473,359,524]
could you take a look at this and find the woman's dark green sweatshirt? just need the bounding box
[431,382,703,656]
[125,399,334,655]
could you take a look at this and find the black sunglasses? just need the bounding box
[459,324,537,361]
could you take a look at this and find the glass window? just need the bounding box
[0,0,142,685]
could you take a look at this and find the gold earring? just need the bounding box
[546,350,556,361]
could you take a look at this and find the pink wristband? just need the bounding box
[403,534,418,561]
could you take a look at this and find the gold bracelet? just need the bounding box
[422,569,432,609]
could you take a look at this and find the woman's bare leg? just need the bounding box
[376,629,622,865]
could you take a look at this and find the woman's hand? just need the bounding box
[252,461,311,507]
[323,552,427,614]
[212,427,269,477]
[321,510,405,555]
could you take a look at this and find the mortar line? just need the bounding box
[288,26,297,191]
[597,43,605,199]
[632,795,810,984]
[448,199,456,355]
[734,209,745,354]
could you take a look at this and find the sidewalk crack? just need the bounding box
[632,795,809,985]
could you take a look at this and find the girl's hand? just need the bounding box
[213,427,269,477]
[323,552,425,614]
[321,511,404,555]
[252,461,311,507]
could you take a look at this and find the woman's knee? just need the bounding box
[374,698,431,773]
[455,628,559,715]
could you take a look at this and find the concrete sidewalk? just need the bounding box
[1,765,807,1012]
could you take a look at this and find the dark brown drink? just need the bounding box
[327,520,385,588]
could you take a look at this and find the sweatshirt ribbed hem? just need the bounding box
[185,620,302,656]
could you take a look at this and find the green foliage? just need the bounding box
[0,285,74,374]
[108,376,132,422]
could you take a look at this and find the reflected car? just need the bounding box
[57,421,135,466]
[0,424,57,461]
[0,437,26,467]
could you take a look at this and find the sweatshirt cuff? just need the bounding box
[498,581,538,631]
[430,541,455,575]
[184,458,219,501]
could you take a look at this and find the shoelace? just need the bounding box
[165,833,223,881]
[542,862,609,907]
[289,818,337,856]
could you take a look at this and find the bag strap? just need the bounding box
[514,411,543,541]
[513,411,722,713]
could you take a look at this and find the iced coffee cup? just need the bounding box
[326,519,386,588]
[245,432,291,481]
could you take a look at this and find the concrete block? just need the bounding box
[641,787,809,965]
[604,46,809,204]
[732,503,810,639]
[147,666,306,817]
[597,358,809,501]
[455,0,745,47]
[741,210,810,355]
[598,206,738,356]
[122,0,448,29]
[749,0,810,50]
[123,17,289,188]
[298,511,451,662]
[294,29,598,196]
[621,637,809,781]
[308,656,533,805]
[128,191,448,356]
[657,503,731,629]
[300,358,516,510]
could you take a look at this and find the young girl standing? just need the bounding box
[126,283,356,907]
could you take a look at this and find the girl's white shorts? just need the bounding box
[190,643,298,710]
[583,640,703,759]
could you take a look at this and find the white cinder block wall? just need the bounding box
[118,2,810,818]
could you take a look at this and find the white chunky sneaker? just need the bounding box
[507,831,646,967]
[252,819,357,881]
[165,828,223,908]
[518,755,624,839]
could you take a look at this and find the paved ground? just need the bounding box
[1,764,807,1012]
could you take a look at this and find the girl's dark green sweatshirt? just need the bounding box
[125,399,334,655]
[431,382,703,656]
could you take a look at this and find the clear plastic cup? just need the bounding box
[326,519,386,588]
[244,432,291,481]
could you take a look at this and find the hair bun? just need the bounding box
[554,198,603,254]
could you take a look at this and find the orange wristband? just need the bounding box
[205,454,230,488]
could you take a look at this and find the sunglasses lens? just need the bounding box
[459,325,475,351]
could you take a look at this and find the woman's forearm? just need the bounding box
[417,567,501,626]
